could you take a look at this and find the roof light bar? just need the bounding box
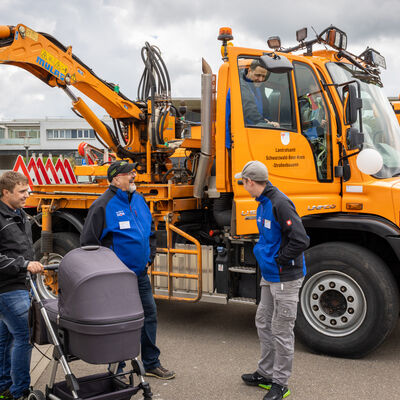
[360,48,386,69]
[267,36,281,50]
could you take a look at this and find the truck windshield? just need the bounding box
[327,62,400,179]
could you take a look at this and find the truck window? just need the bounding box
[327,62,400,179]
[238,57,295,131]
[293,62,332,181]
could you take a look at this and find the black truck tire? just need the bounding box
[33,232,80,299]
[295,241,399,358]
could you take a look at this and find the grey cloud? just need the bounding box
[0,0,399,118]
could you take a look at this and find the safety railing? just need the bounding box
[149,215,202,302]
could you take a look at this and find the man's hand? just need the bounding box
[265,119,280,128]
[27,261,44,274]
[274,255,292,267]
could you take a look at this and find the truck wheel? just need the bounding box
[33,232,80,299]
[295,242,399,358]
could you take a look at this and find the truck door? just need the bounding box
[230,55,341,235]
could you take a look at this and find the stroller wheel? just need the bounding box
[28,390,46,400]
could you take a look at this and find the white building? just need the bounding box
[0,117,107,172]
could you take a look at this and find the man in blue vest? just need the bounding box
[236,161,309,400]
[240,60,280,128]
[81,160,175,380]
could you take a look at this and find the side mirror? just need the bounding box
[343,84,362,126]
[260,54,293,74]
[346,127,364,150]
[356,148,383,175]
[323,27,347,50]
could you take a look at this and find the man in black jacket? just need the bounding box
[0,171,43,400]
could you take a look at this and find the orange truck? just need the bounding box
[1,23,399,358]
[389,96,400,124]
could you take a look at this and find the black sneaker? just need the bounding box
[145,365,176,380]
[241,371,272,389]
[263,383,290,400]
[14,391,30,400]
[0,389,13,400]
[13,389,31,400]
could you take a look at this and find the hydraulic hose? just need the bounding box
[137,42,171,101]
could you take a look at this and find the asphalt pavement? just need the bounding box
[34,300,400,400]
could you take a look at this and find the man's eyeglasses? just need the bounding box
[117,171,137,177]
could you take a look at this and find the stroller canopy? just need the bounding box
[58,246,143,324]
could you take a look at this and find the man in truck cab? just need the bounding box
[240,60,280,128]
[298,80,327,140]
[80,160,175,380]
[236,161,309,400]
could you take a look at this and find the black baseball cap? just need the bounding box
[107,160,137,182]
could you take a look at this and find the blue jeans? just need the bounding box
[0,290,31,397]
[111,271,160,373]
[138,271,160,371]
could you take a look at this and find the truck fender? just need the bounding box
[302,213,400,260]
[30,210,84,234]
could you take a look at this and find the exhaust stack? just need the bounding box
[194,58,215,198]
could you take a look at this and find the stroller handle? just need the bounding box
[22,263,59,272]
[80,245,100,251]
[44,264,60,271]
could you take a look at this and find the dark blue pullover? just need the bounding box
[254,182,309,282]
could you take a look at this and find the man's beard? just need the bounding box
[128,182,136,193]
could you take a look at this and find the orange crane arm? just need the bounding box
[0,24,144,120]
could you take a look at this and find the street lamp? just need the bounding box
[23,134,32,162]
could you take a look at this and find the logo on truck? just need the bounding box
[36,50,68,81]
[307,204,336,211]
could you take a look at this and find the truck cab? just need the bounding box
[210,27,400,358]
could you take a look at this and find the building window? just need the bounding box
[9,128,39,139]
[46,128,96,140]
[0,127,4,139]
[3,127,40,144]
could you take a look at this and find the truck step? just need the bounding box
[229,297,257,304]
[228,266,256,274]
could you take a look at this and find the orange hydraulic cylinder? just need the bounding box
[72,97,117,152]
[0,26,11,38]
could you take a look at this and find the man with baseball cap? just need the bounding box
[236,161,309,400]
[81,160,175,380]
[106,160,138,183]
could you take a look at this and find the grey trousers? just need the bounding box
[256,277,304,387]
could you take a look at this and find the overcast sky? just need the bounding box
[1,0,400,120]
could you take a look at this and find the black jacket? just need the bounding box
[0,200,33,293]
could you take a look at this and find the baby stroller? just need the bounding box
[27,245,152,400]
